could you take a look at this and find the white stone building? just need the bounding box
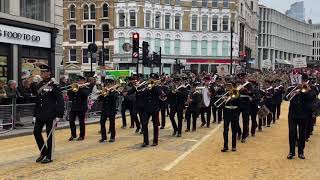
[312,24,320,61]
[258,5,313,70]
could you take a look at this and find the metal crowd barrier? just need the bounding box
[0,98,104,134]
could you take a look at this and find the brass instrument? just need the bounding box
[170,84,185,94]
[214,81,249,108]
[70,83,90,93]
[286,81,310,101]
[147,79,161,90]
[100,84,121,97]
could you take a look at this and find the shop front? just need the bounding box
[186,59,240,74]
[0,19,58,84]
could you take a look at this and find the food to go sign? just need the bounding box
[0,24,51,48]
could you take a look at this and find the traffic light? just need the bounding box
[98,50,103,65]
[142,41,149,61]
[153,52,161,66]
[132,32,139,59]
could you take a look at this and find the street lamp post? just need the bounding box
[230,13,236,75]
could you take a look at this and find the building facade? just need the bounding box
[0,0,63,83]
[113,0,240,75]
[258,5,312,70]
[238,0,259,69]
[285,1,305,22]
[313,24,320,61]
[63,0,114,79]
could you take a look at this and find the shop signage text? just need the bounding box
[0,24,51,48]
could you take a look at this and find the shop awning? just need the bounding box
[186,59,240,65]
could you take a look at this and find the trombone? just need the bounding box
[62,82,90,93]
[136,79,160,92]
[214,81,250,108]
[286,81,310,101]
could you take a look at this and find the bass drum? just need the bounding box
[202,87,211,107]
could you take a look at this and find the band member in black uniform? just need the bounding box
[200,75,213,128]
[99,78,118,143]
[274,81,285,120]
[237,74,251,143]
[285,74,316,159]
[248,80,260,137]
[221,82,240,152]
[213,78,225,123]
[141,73,161,147]
[263,81,274,127]
[135,75,145,134]
[33,65,64,163]
[306,79,319,141]
[121,77,140,132]
[159,78,169,129]
[168,76,187,137]
[67,76,90,141]
[185,82,202,132]
[269,83,278,124]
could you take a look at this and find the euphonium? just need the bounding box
[147,79,161,90]
[300,82,310,93]
[229,88,240,99]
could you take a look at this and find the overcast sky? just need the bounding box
[260,0,320,23]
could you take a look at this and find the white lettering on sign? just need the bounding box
[290,74,302,85]
[0,24,51,48]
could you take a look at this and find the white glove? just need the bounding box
[32,117,36,124]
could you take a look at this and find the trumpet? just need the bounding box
[214,81,250,108]
[147,79,161,90]
[63,82,90,93]
[100,84,122,97]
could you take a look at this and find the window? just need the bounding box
[165,0,171,5]
[175,14,181,30]
[103,3,109,17]
[212,16,218,31]
[191,40,197,55]
[83,25,95,43]
[20,0,50,22]
[164,39,170,54]
[223,16,229,31]
[212,40,218,56]
[69,49,77,62]
[222,40,229,56]
[191,15,198,31]
[202,0,208,7]
[223,0,229,8]
[212,0,218,7]
[0,0,9,13]
[202,15,208,31]
[155,12,161,29]
[90,4,96,19]
[70,4,76,19]
[145,11,151,28]
[102,24,109,39]
[201,40,208,56]
[83,49,88,63]
[155,38,161,52]
[119,11,125,27]
[165,14,171,29]
[83,4,89,19]
[174,39,180,55]
[119,37,125,53]
[69,25,76,40]
[192,0,197,7]
[175,0,180,5]
[129,10,136,27]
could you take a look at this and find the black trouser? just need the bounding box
[160,109,166,128]
[276,103,281,119]
[250,106,258,135]
[289,118,307,155]
[185,109,199,131]
[34,119,54,160]
[212,106,223,122]
[306,115,314,140]
[169,106,184,134]
[200,106,211,127]
[238,110,250,139]
[122,102,140,130]
[223,109,239,149]
[142,111,159,145]
[266,104,273,125]
[100,113,116,140]
[271,105,277,123]
[258,117,266,130]
[69,111,86,138]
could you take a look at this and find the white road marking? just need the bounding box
[163,124,222,171]
[182,139,198,142]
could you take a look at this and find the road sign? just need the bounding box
[133,52,139,58]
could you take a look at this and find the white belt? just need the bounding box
[225,106,238,109]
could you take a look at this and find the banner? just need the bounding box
[290,74,302,85]
[217,65,229,76]
[261,60,272,69]
[293,57,307,68]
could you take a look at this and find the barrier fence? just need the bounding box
[0,98,104,134]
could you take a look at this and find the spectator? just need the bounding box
[18,79,34,103]
[0,80,7,105]
[5,80,23,127]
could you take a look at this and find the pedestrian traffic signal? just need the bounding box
[132,32,139,59]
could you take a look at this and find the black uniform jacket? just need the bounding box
[33,79,64,121]
[99,90,118,116]
[68,87,90,112]
[187,91,202,112]
[284,86,316,120]
[141,85,161,113]
[168,86,188,110]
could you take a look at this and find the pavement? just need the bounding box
[0,102,319,180]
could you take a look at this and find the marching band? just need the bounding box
[32,65,320,163]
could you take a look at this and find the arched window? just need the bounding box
[222,16,229,31]
[175,14,181,30]
[212,16,218,31]
[103,4,109,17]
[70,4,76,19]
[90,4,96,19]
[69,25,76,40]
[155,12,161,29]
[102,24,109,39]
[119,10,125,27]
[201,39,208,55]
[202,15,208,31]
[191,15,198,31]
[83,4,89,19]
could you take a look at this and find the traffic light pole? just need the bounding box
[159,47,162,75]
[101,38,105,82]
[230,24,233,75]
